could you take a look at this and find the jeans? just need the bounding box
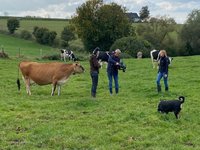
[107,71,119,94]
[91,71,98,97]
[156,72,168,91]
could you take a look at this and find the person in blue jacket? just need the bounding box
[156,50,170,92]
[107,49,121,95]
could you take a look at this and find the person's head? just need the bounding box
[159,50,167,57]
[114,49,121,57]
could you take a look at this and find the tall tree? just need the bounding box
[139,6,150,22]
[137,16,176,50]
[180,9,200,55]
[7,18,20,34]
[72,0,131,51]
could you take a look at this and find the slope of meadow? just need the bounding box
[0,18,68,37]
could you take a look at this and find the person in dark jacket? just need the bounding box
[90,47,101,98]
[156,50,170,92]
[107,49,121,95]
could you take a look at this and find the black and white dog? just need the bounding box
[60,49,77,62]
[157,96,185,119]
[150,49,173,68]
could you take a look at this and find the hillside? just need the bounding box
[0,34,58,58]
[0,17,69,37]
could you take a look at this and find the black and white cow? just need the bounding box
[60,49,77,62]
[150,49,173,68]
[97,51,113,68]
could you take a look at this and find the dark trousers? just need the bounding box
[107,71,119,94]
[91,71,98,97]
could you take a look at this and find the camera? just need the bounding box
[119,62,126,72]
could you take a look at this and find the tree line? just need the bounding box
[4,0,200,57]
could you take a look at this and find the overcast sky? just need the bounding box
[0,0,199,24]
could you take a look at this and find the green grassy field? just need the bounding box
[0,18,68,37]
[1,52,200,149]
[0,34,58,59]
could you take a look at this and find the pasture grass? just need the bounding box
[0,18,68,37]
[0,55,200,149]
[0,34,57,59]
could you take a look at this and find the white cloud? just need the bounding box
[10,1,84,19]
[0,0,200,23]
[156,1,174,11]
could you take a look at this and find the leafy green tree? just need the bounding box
[72,0,131,51]
[48,31,57,46]
[7,18,20,34]
[139,6,150,22]
[32,26,57,46]
[180,9,200,55]
[137,16,176,50]
[61,25,76,48]
[110,36,152,58]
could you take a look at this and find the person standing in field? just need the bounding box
[89,47,101,98]
[156,50,170,93]
[107,49,121,95]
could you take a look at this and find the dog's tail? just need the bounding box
[179,96,185,103]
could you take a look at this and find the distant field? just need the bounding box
[0,34,57,58]
[0,18,69,37]
[1,54,200,149]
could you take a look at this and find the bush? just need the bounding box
[33,26,57,46]
[0,50,9,58]
[20,30,32,40]
[110,36,152,58]
[42,54,60,60]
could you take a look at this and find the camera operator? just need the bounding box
[107,49,122,95]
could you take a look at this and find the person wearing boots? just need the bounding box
[107,49,121,95]
[156,50,170,93]
[90,47,101,98]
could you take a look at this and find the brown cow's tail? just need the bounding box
[17,62,21,91]
[17,48,22,92]
[17,78,21,91]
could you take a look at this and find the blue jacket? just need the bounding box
[107,55,120,74]
[158,56,170,74]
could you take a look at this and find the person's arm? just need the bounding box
[108,56,119,65]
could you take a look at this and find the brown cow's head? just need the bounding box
[73,63,85,74]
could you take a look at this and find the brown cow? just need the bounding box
[17,61,84,96]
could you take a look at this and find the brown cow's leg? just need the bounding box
[58,85,61,96]
[51,82,57,96]
[25,78,31,95]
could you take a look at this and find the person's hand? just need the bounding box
[164,74,168,78]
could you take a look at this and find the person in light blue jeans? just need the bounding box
[107,49,121,94]
[156,50,170,92]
